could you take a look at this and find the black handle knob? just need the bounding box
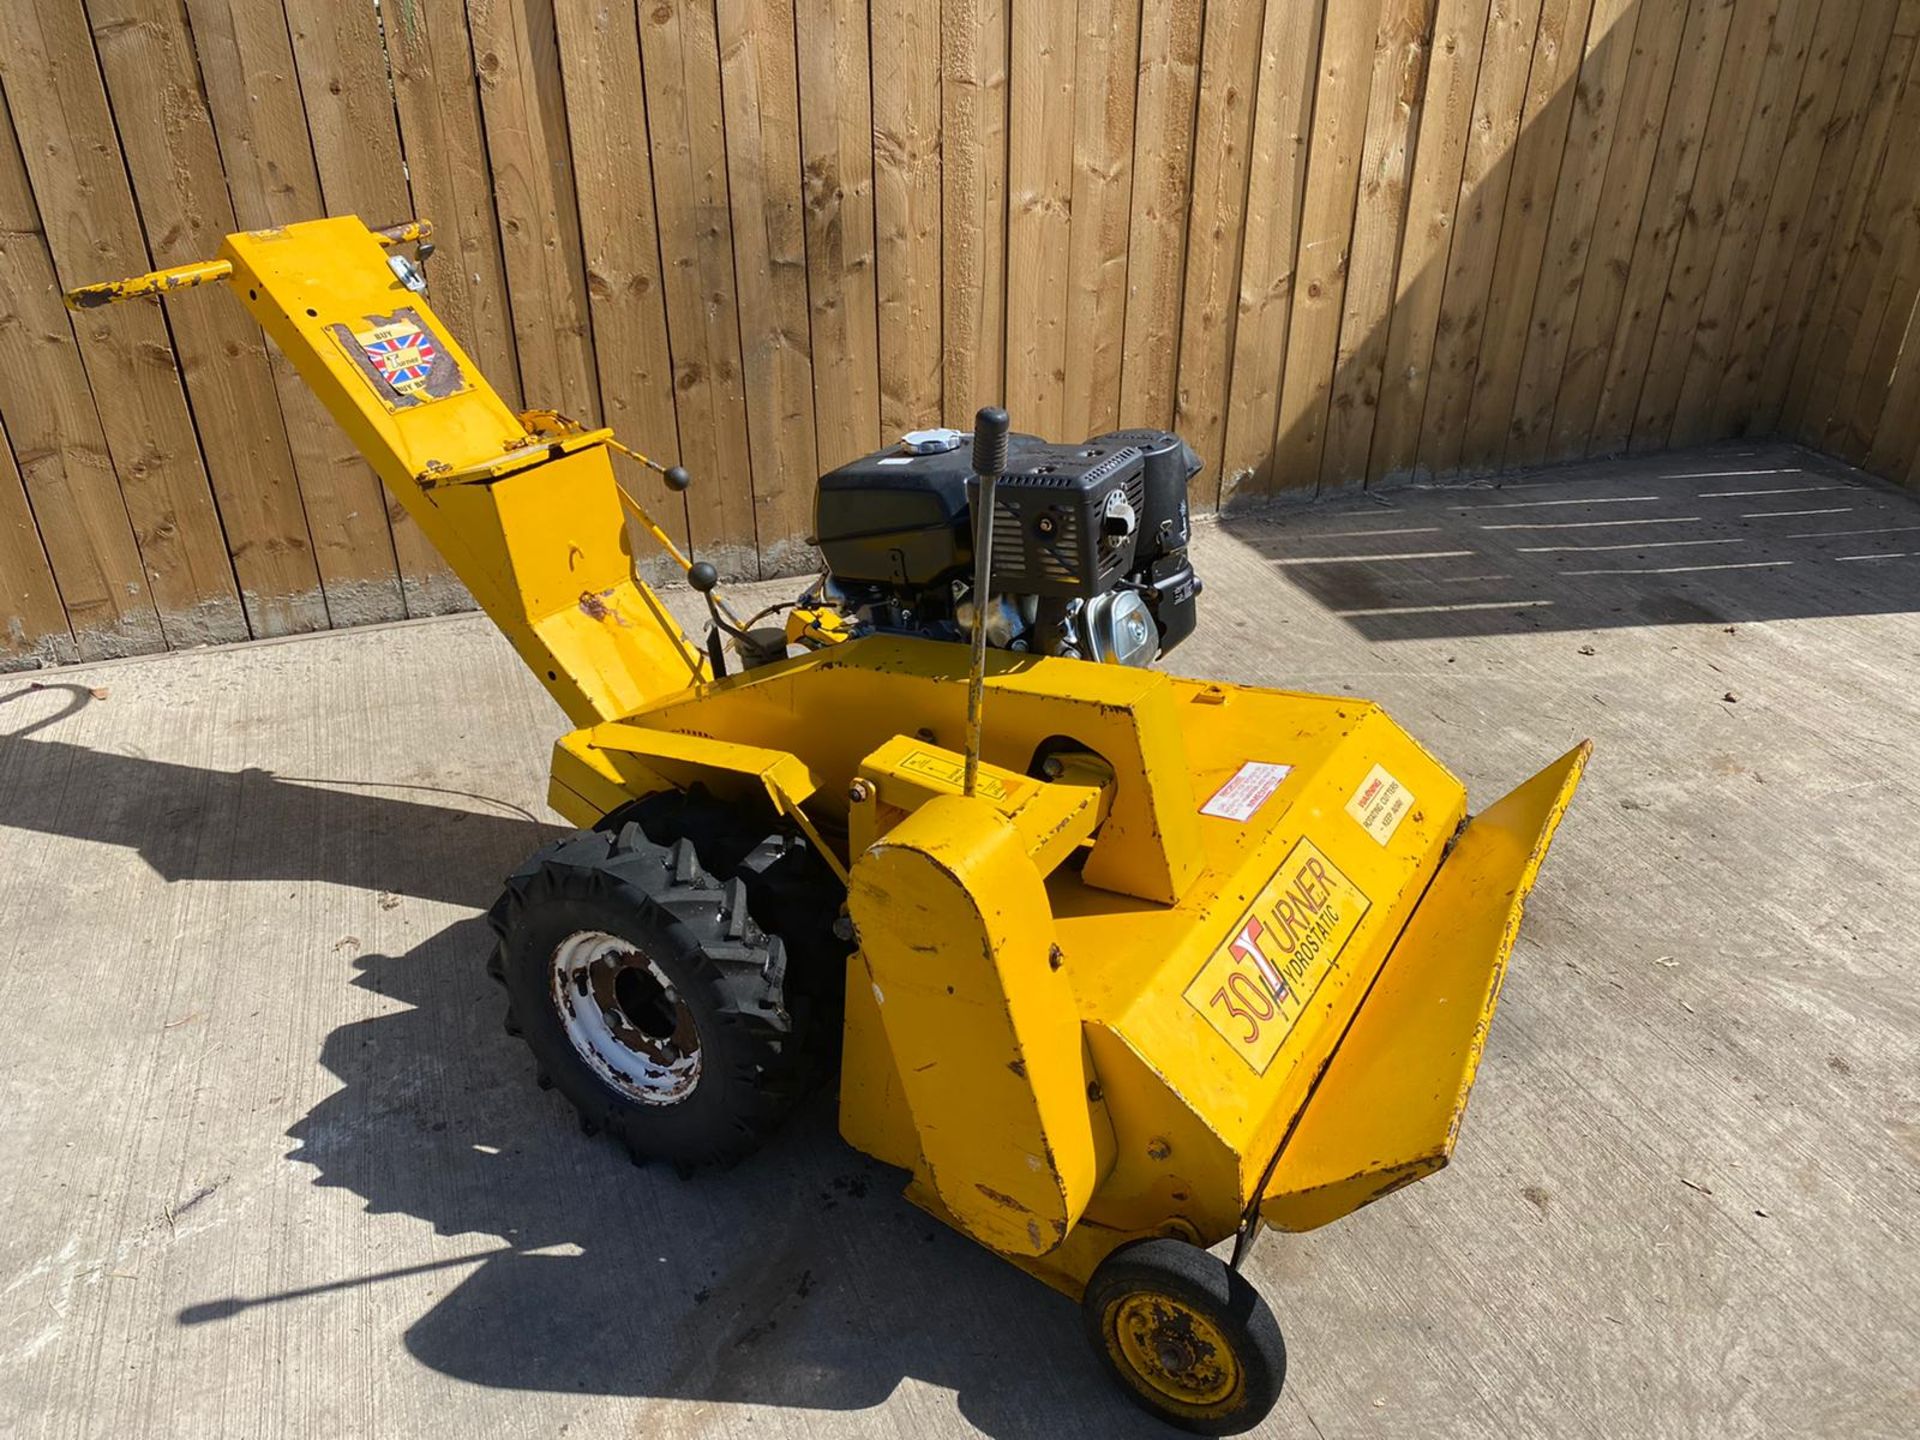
[687,561,718,593]
[973,406,1010,476]
[664,465,692,492]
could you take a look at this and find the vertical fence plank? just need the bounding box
[1173,0,1270,503]
[1008,0,1077,435]
[1458,0,1597,471]
[1863,302,1920,476]
[1415,0,1546,476]
[873,0,943,437]
[1215,0,1325,500]
[1668,0,1830,446]
[1502,0,1640,467]
[1,0,248,648]
[283,0,466,614]
[639,0,760,573]
[941,0,1009,424]
[0,420,71,667]
[717,0,820,567]
[553,0,680,494]
[466,0,600,423]
[1319,0,1435,490]
[0,104,161,659]
[1367,0,1491,483]
[183,0,407,628]
[1584,0,1739,455]
[1799,53,1920,459]
[1708,0,1870,436]
[799,0,883,463]
[1776,25,1914,437]
[388,0,525,409]
[1544,0,1691,457]
[1060,0,1141,438]
[87,0,329,640]
[1120,0,1203,431]
[1629,0,1787,451]
[1266,0,1385,494]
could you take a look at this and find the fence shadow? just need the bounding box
[1222,444,1920,640]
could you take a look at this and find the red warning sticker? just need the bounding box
[1200,761,1292,822]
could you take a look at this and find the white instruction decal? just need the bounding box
[1200,762,1292,822]
[1346,764,1412,844]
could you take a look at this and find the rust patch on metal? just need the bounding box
[974,1183,1030,1213]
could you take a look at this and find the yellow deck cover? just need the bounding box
[1258,742,1591,1231]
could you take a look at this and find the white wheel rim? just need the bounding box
[548,929,702,1105]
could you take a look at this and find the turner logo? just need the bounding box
[1184,839,1371,1074]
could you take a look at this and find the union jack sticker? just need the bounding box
[354,320,438,396]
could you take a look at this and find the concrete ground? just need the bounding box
[2,440,1916,1439]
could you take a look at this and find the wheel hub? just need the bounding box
[549,930,701,1104]
[1108,1291,1242,1410]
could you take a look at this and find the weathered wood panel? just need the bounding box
[1173,0,1271,504]
[799,0,883,465]
[467,0,600,422]
[553,0,678,471]
[184,0,407,628]
[872,0,943,438]
[940,0,1009,426]
[1059,0,1141,439]
[9,0,1920,668]
[1267,0,1386,493]
[638,0,760,574]
[1007,0,1079,437]
[1320,0,1437,490]
[0,416,68,666]
[0,102,162,659]
[1368,0,1495,482]
[719,0,820,567]
[1459,0,1597,469]
[1,0,245,648]
[1119,0,1204,432]
[1215,0,1325,501]
[1503,0,1642,466]
[87,0,328,639]
[283,0,465,616]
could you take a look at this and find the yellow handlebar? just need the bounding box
[62,219,433,311]
[64,258,232,310]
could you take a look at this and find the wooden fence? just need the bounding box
[3,0,1919,668]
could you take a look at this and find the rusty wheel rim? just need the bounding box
[1105,1290,1244,1412]
[549,929,702,1105]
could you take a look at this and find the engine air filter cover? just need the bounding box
[971,441,1147,599]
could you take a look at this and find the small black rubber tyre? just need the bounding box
[486,819,804,1167]
[1082,1239,1286,1436]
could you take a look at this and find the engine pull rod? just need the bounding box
[964,406,1011,799]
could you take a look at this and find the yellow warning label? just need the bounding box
[1184,838,1371,1074]
[895,748,1011,801]
[1345,763,1412,845]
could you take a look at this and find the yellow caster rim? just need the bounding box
[1104,1289,1246,1415]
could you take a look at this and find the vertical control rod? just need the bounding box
[964,406,1010,798]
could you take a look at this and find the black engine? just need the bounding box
[813,427,1203,666]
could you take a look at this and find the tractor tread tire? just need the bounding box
[486,819,807,1168]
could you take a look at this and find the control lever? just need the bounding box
[964,406,1010,798]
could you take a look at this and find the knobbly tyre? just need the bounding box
[70,217,1588,1434]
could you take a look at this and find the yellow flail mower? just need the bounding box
[72,217,1588,1434]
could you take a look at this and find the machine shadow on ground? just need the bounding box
[269,920,1158,1438]
[1223,446,1920,642]
[0,695,1162,1439]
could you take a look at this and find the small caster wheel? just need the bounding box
[1082,1239,1286,1436]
